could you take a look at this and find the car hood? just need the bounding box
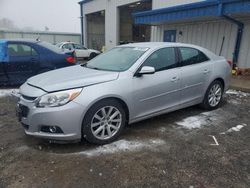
[27,65,119,92]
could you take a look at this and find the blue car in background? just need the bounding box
[0,39,77,86]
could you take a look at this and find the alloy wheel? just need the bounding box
[91,106,122,140]
[208,84,222,107]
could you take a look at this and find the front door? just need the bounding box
[132,47,181,119]
[7,43,39,84]
[74,44,90,58]
[164,30,176,42]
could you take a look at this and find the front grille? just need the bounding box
[40,126,64,134]
[19,104,29,118]
[21,95,37,101]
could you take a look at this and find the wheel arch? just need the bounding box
[202,77,226,101]
[213,77,225,91]
[82,96,130,125]
[200,77,225,110]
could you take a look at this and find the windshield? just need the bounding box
[85,47,148,71]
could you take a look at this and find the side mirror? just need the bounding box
[136,66,155,77]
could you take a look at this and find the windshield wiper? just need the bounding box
[81,64,102,70]
[81,63,87,67]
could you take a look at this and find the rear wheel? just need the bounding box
[200,80,223,110]
[82,99,126,144]
[89,53,97,60]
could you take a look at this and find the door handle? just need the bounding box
[203,69,210,74]
[171,76,178,82]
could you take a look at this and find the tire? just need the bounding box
[82,99,126,145]
[89,53,97,60]
[200,80,224,110]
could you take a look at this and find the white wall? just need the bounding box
[151,19,250,68]
[153,0,204,9]
[82,0,141,49]
[151,19,238,62]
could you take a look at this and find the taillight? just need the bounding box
[227,60,233,67]
[66,56,76,64]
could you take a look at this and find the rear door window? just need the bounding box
[142,47,177,72]
[8,44,38,57]
[74,44,86,50]
[179,47,209,66]
[62,43,74,50]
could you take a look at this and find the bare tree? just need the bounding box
[0,18,18,30]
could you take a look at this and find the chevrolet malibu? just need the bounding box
[16,42,231,144]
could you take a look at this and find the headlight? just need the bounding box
[36,88,82,108]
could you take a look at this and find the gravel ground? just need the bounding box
[0,90,249,188]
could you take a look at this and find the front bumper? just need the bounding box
[17,98,86,141]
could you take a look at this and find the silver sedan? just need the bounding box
[17,42,231,144]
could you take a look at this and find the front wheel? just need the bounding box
[82,99,126,145]
[200,80,224,110]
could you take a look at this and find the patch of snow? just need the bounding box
[220,124,247,134]
[15,145,29,152]
[228,99,241,105]
[75,139,166,156]
[158,127,167,133]
[176,114,213,129]
[176,109,231,129]
[226,89,250,97]
[0,89,19,98]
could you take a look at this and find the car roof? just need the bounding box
[60,42,77,44]
[120,42,202,49]
[0,38,41,44]
[120,42,218,59]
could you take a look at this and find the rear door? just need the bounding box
[132,47,181,119]
[178,47,212,105]
[73,44,89,58]
[7,43,40,84]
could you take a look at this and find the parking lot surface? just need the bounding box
[0,90,249,188]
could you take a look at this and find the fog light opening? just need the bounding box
[40,126,64,134]
[49,126,57,133]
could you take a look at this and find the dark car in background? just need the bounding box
[0,39,77,86]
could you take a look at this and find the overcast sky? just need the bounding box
[0,0,81,33]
